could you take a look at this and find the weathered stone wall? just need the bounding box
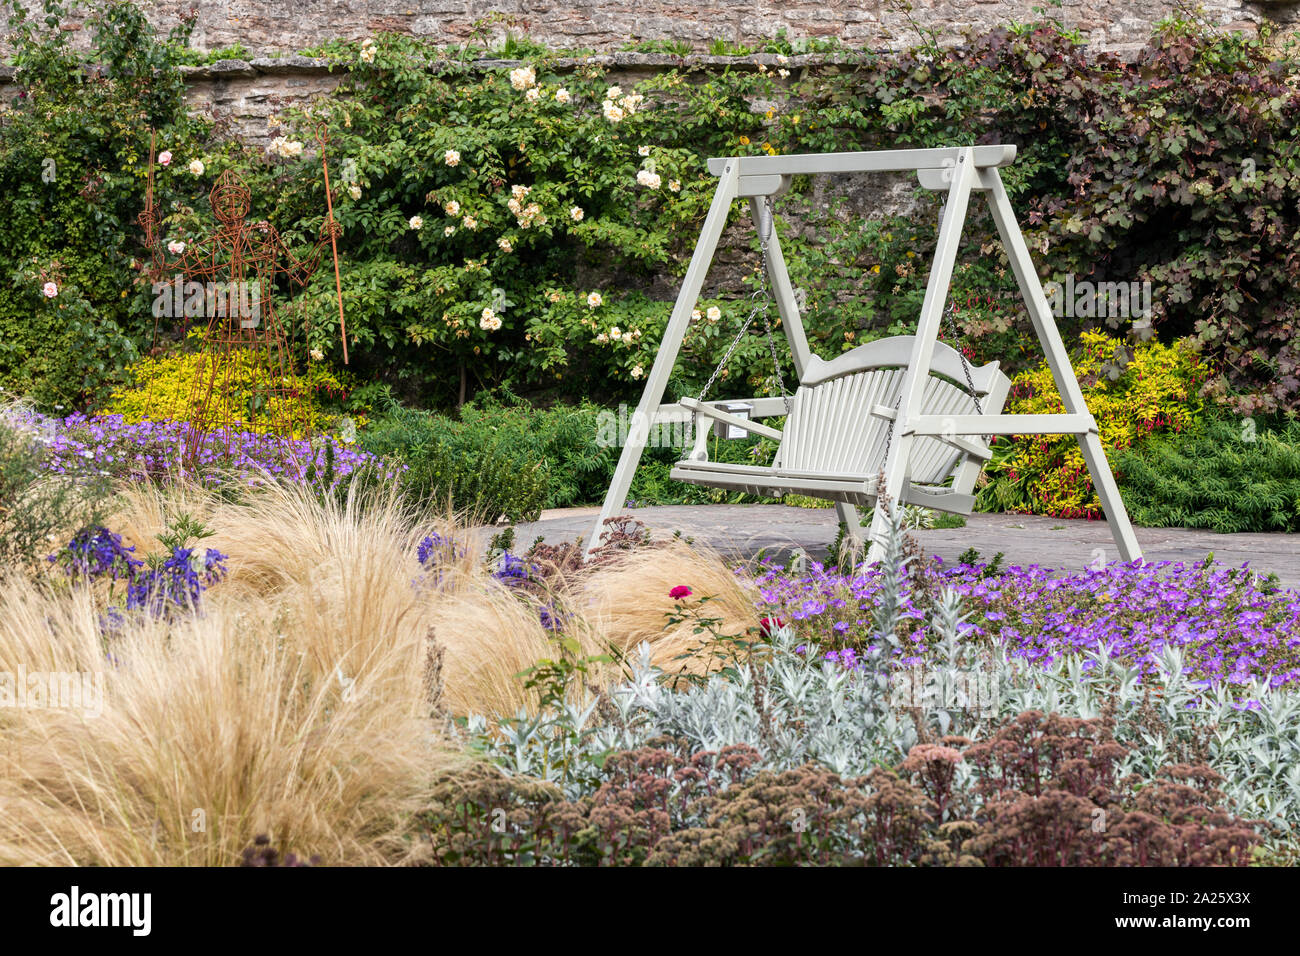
[140,0,1278,57]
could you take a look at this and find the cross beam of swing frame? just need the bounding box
[586,145,1143,566]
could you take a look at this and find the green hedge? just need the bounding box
[1115,418,1300,534]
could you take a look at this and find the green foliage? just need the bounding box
[0,0,230,406]
[359,397,614,521]
[6,6,1300,428]
[1115,417,1300,533]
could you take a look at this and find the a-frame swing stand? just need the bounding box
[587,145,1143,566]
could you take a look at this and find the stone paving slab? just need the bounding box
[504,505,1300,588]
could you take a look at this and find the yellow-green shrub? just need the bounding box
[978,332,1208,518]
[105,347,350,438]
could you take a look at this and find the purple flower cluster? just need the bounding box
[50,525,226,623]
[49,526,142,580]
[417,532,466,566]
[750,557,1300,690]
[126,546,228,618]
[493,553,532,586]
[41,413,397,488]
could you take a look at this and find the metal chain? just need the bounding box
[879,301,987,469]
[942,301,983,415]
[693,197,791,423]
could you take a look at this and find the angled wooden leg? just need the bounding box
[753,195,812,379]
[867,148,978,564]
[586,161,742,558]
[984,170,1143,563]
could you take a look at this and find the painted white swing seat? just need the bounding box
[670,335,1012,515]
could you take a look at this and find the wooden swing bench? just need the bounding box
[588,145,1143,565]
[671,336,1011,516]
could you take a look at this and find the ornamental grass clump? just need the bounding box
[0,480,455,865]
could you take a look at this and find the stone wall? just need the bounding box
[140,1,1280,57]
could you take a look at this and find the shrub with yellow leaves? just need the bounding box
[977,332,1208,518]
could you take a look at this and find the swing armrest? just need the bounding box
[872,403,990,460]
[679,398,784,441]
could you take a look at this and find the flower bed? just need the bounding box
[751,556,1300,691]
[41,412,396,487]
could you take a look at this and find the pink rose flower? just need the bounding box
[158,150,173,167]
[669,586,693,600]
[42,282,58,298]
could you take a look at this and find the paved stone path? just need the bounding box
[504,504,1300,588]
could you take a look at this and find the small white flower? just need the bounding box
[638,145,650,157]
[359,46,376,64]
[444,225,456,236]
[631,364,644,379]
[602,100,625,123]
[596,332,608,343]
[706,306,721,322]
[188,159,205,176]
[524,87,541,103]
[636,169,662,189]
[480,307,496,323]
[445,200,461,216]
[509,66,536,90]
[348,184,362,200]
[310,347,325,361]
[631,329,642,340]
[444,149,461,167]
[167,240,186,255]
[691,308,702,321]
[610,326,622,340]
[479,309,502,332]
[511,184,530,203]
[569,206,584,222]
[776,54,789,65]
[668,179,681,193]
[778,68,790,78]
[498,237,513,252]
[605,85,623,100]
[587,292,603,309]
[555,87,571,103]
[409,215,424,230]
[462,215,477,230]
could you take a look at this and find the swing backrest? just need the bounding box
[778,336,1011,487]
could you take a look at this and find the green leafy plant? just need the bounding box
[1115,417,1300,533]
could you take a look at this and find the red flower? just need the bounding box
[669,586,693,600]
[759,617,785,637]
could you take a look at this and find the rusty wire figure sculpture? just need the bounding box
[137,126,346,464]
